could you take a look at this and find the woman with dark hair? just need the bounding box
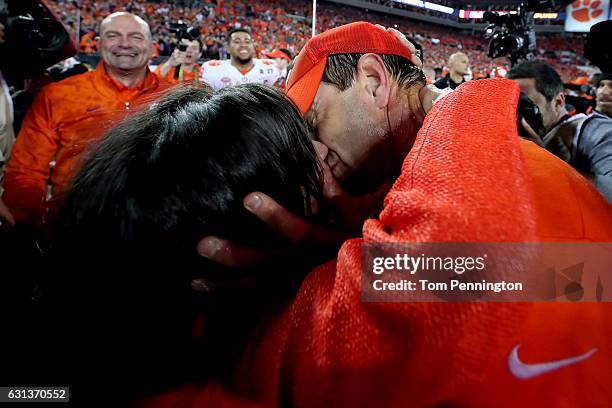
[38,83,325,402]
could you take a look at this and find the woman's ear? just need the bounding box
[355,53,391,109]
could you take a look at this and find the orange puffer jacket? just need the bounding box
[137,79,612,408]
[2,63,169,226]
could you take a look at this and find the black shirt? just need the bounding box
[434,74,464,90]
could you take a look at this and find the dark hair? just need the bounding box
[181,36,203,52]
[279,47,293,60]
[46,84,322,398]
[226,27,252,43]
[58,84,320,254]
[506,61,564,102]
[321,53,426,91]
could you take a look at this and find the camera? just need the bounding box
[483,0,552,65]
[0,0,76,81]
[167,21,200,79]
[169,21,200,44]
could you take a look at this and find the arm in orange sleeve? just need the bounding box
[2,87,59,226]
[153,63,166,79]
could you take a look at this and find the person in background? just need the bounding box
[200,28,280,90]
[155,38,203,86]
[266,48,292,87]
[1,12,169,230]
[595,72,612,119]
[434,51,469,90]
[79,30,97,54]
[508,61,612,202]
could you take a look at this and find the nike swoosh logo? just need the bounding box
[508,344,598,380]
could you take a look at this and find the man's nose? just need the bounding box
[118,36,132,47]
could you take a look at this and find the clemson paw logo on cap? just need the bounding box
[570,0,603,22]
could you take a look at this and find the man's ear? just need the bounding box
[355,53,391,109]
[554,91,566,112]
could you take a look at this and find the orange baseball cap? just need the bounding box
[266,49,292,61]
[286,21,415,115]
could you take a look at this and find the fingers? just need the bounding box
[196,235,275,267]
[388,27,422,67]
[243,192,310,244]
[243,191,350,248]
[191,277,217,292]
[196,186,352,268]
[374,24,422,67]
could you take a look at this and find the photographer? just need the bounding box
[155,37,203,86]
[595,73,612,119]
[508,61,612,202]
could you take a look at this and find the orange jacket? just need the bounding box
[2,63,169,226]
[136,79,612,407]
[154,64,202,86]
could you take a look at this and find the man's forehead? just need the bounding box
[231,32,251,40]
[102,16,146,33]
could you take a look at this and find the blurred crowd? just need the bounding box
[49,0,586,82]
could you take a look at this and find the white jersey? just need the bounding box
[200,59,281,90]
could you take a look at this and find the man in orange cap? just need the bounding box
[266,48,292,87]
[154,22,612,408]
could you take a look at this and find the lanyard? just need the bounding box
[178,66,200,87]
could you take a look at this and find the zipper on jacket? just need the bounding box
[124,102,130,110]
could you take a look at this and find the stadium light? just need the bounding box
[460,9,555,19]
[424,2,454,14]
[396,0,425,8]
[394,0,454,14]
